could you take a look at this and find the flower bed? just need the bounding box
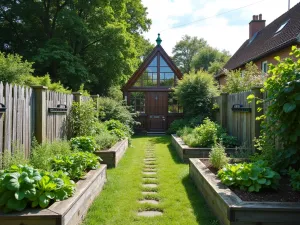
[189,158,300,225]
[0,165,107,225]
[95,139,128,168]
[171,134,236,163]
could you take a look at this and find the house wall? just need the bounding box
[217,44,299,87]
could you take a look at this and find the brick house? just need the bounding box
[215,3,300,86]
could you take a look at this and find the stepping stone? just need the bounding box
[142,184,158,188]
[143,172,156,175]
[144,158,156,161]
[143,177,157,180]
[137,211,163,217]
[142,191,157,195]
[143,169,157,172]
[139,200,159,205]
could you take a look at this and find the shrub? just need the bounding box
[104,119,131,140]
[67,100,98,138]
[30,139,72,171]
[219,133,238,148]
[209,143,229,169]
[98,97,136,129]
[1,144,29,170]
[0,165,75,213]
[176,126,193,137]
[94,132,118,150]
[167,116,203,134]
[51,152,100,180]
[247,47,300,173]
[174,70,219,118]
[222,62,264,94]
[70,136,96,152]
[107,85,123,101]
[218,160,281,192]
[289,168,300,191]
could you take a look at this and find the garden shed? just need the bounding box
[123,34,183,132]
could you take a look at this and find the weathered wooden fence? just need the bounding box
[213,87,263,149]
[0,83,92,156]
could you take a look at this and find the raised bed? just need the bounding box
[189,158,300,225]
[95,139,128,168]
[0,165,107,225]
[171,134,236,163]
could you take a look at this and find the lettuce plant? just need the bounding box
[218,160,280,192]
[70,136,96,152]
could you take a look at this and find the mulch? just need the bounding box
[200,159,300,202]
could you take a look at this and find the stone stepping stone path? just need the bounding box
[138,142,163,217]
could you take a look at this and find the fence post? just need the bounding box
[32,86,48,144]
[220,92,228,128]
[73,92,82,104]
[91,94,99,111]
[251,87,263,147]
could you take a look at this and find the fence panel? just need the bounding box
[45,91,73,142]
[213,96,221,124]
[0,83,33,156]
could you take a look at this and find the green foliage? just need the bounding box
[107,86,123,101]
[1,148,29,170]
[67,100,98,138]
[172,35,207,74]
[0,1,151,94]
[222,62,264,93]
[192,47,230,73]
[0,52,33,84]
[94,132,118,150]
[180,118,238,148]
[51,152,100,180]
[167,116,203,134]
[252,47,300,173]
[98,97,136,130]
[70,136,96,152]
[30,139,72,171]
[209,143,229,169]
[218,161,281,192]
[174,70,219,118]
[289,168,300,191]
[104,119,132,140]
[0,165,75,212]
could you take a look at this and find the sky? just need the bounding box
[141,0,299,56]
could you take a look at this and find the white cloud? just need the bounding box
[142,0,299,56]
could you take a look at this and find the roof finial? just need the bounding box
[156,33,162,45]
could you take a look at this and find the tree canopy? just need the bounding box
[172,35,230,75]
[0,0,152,94]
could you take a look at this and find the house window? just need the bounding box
[168,93,183,113]
[160,56,175,86]
[261,61,268,74]
[130,92,145,113]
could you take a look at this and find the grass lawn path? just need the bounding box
[83,136,218,225]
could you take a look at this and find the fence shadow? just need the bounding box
[181,174,220,225]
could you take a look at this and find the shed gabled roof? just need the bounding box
[222,3,300,73]
[123,44,183,91]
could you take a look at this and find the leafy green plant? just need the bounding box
[167,116,203,134]
[174,70,219,118]
[247,47,300,173]
[176,126,193,137]
[1,145,29,170]
[30,139,72,171]
[104,119,131,140]
[0,165,75,212]
[219,134,238,148]
[218,160,281,192]
[209,143,229,169]
[51,152,100,180]
[70,136,96,152]
[67,100,98,138]
[288,168,300,191]
[94,132,118,150]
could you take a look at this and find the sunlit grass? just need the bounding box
[83,136,218,225]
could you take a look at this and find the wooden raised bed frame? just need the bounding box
[171,134,236,163]
[95,139,128,168]
[189,158,300,225]
[0,165,107,225]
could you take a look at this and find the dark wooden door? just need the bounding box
[146,92,168,131]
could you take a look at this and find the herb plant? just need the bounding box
[289,168,300,191]
[218,160,281,192]
[51,152,100,180]
[209,143,229,169]
[70,136,96,152]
